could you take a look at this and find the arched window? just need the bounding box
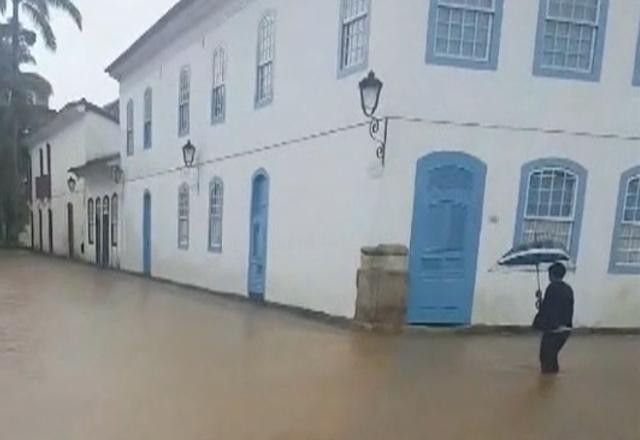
[144,87,153,149]
[256,11,276,107]
[339,0,370,74]
[111,194,118,247]
[211,47,226,123]
[178,66,191,136]
[609,166,640,273]
[103,196,110,216]
[126,99,134,155]
[88,198,95,244]
[208,178,224,252]
[514,158,587,261]
[178,183,190,249]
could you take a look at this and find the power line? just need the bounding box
[388,115,640,142]
[125,120,370,184]
[120,114,640,185]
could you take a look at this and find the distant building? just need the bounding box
[105,0,640,327]
[102,99,120,122]
[22,99,122,268]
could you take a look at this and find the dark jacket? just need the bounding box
[535,281,574,332]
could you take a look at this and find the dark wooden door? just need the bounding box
[67,203,74,258]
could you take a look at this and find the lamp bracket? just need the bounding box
[368,116,389,167]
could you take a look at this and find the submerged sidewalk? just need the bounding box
[1,251,638,439]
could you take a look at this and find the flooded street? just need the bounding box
[0,251,638,440]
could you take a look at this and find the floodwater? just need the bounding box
[0,251,638,440]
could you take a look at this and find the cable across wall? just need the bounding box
[120,115,640,184]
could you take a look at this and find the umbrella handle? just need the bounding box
[535,264,542,310]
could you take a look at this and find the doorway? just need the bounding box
[38,209,43,252]
[102,196,110,267]
[47,209,53,254]
[407,152,486,325]
[248,170,269,300]
[143,191,152,276]
[95,198,101,265]
[67,203,74,258]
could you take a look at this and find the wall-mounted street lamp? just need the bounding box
[181,140,200,193]
[67,175,77,193]
[111,165,124,184]
[182,140,196,168]
[359,70,388,166]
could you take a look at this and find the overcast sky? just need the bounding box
[24,0,178,110]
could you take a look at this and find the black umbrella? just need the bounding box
[498,240,571,308]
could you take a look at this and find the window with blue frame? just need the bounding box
[211,47,226,124]
[256,11,275,107]
[533,0,609,81]
[514,159,588,261]
[178,66,191,136]
[609,167,640,274]
[178,183,190,249]
[338,0,370,76]
[208,177,224,253]
[126,99,134,156]
[144,88,152,150]
[426,0,504,70]
[633,27,640,86]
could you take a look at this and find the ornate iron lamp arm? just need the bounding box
[369,116,389,167]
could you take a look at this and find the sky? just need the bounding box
[22,0,179,110]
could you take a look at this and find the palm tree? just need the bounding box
[0,0,82,51]
[0,0,81,244]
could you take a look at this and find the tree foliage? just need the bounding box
[0,0,81,245]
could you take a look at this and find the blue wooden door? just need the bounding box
[407,152,486,325]
[248,171,269,300]
[143,191,152,277]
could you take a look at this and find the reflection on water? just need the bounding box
[0,251,638,439]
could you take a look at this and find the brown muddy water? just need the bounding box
[0,251,638,439]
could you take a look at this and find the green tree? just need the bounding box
[0,0,81,245]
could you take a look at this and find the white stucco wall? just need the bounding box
[85,111,121,163]
[28,110,122,267]
[114,0,640,326]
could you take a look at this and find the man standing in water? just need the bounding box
[534,263,574,374]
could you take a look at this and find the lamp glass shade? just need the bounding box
[112,166,123,183]
[67,177,76,192]
[359,71,383,118]
[182,141,196,167]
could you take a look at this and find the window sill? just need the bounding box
[608,264,640,275]
[426,53,498,71]
[337,61,368,79]
[532,65,601,82]
[255,96,273,110]
[211,115,225,126]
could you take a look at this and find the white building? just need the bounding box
[107,0,640,327]
[25,99,123,268]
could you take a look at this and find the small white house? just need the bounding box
[24,99,123,268]
[106,0,640,327]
